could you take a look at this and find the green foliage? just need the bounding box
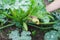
[52,10,60,20]
[32,30,36,36]
[0,0,60,40]
[52,22,60,39]
[0,19,7,25]
[0,0,31,11]
[2,0,15,4]
[53,22,60,30]
[23,22,28,31]
[15,22,22,28]
[57,30,60,38]
[9,30,20,40]
[29,0,54,23]
[9,30,31,40]
[0,10,7,25]
[3,0,54,26]
[0,0,15,9]
[20,31,31,40]
[44,30,59,40]
[0,0,54,31]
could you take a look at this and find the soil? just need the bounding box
[0,26,46,40]
[0,27,16,40]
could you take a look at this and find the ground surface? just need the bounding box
[0,26,46,40]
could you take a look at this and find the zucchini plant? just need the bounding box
[2,0,54,29]
[9,30,31,40]
[0,0,60,40]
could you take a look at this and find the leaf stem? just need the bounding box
[0,23,15,30]
[28,23,53,30]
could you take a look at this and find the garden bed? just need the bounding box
[0,0,60,40]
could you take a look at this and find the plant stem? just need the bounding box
[28,24,53,30]
[0,23,15,30]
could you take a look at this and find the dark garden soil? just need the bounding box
[0,26,46,40]
[0,23,51,40]
[0,27,16,40]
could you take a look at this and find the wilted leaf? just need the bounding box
[23,22,28,31]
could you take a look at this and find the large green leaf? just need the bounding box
[44,30,58,40]
[53,22,60,30]
[9,30,31,40]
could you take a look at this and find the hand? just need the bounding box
[46,0,60,12]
